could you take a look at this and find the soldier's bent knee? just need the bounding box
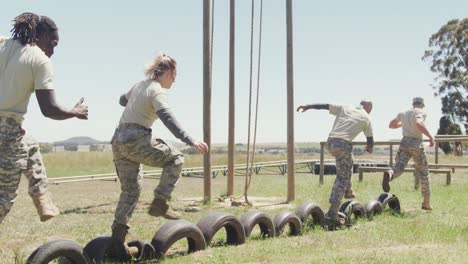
[172,155,184,166]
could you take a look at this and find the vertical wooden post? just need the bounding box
[203,0,212,204]
[434,141,439,164]
[320,142,325,185]
[389,144,393,167]
[227,0,235,196]
[286,0,295,202]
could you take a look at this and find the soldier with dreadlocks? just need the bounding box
[0,12,88,224]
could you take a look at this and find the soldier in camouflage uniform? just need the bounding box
[0,13,88,224]
[111,53,208,255]
[297,100,374,228]
[382,97,434,210]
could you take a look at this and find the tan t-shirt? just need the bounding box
[328,104,373,141]
[119,79,170,128]
[396,108,426,139]
[0,37,54,122]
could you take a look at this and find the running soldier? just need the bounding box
[0,13,88,223]
[297,100,374,228]
[111,53,208,254]
[382,97,434,210]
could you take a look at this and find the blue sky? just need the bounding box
[1,0,466,144]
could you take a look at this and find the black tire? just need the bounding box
[127,239,157,261]
[151,219,206,257]
[365,200,383,218]
[83,236,130,264]
[273,211,302,236]
[26,240,87,264]
[296,202,325,226]
[339,201,366,219]
[377,193,401,214]
[239,210,275,238]
[314,164,336,175]
[196,212,246,246]
[377,193,389,207]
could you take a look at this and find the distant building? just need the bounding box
[77,145,90,152]
[53,146,65,152]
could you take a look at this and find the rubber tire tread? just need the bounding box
[151,219,206,257]
[273,211,302,236]
[26,239,87,264]
[127,239,157,261]
[196,211,246,246]
[365,200,383,218]
[377,193,390,207]
[239,210,275,238]
[296,202,325,226]
[377,193,401,214]
[339,201,366,219]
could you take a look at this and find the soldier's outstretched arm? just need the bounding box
[297,104,329,113]
[157,108,195,146]
[36,90,88,120]
[366,136,374,153]
[389,117,401,129]
[157,108,208,152]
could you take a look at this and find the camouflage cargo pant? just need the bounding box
[111,123,184,226]
[0,116,48,224]
[391,137,430,195]
[327,137,354,209]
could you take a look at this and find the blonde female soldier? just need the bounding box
[110,53,208,252]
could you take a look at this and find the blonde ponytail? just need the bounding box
[144,52,177,79]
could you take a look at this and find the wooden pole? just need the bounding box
[435,141,439,164]
[389,145,393,167]
[227,0,235,196]
[286,0,295,202]
[320,142,324,185]
[203,0,212,204]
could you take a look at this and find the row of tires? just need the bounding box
[26,193,400,264]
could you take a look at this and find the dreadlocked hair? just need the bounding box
[10,12,58,45]
[144,52,177,79]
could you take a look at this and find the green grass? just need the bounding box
[1,152,467,263]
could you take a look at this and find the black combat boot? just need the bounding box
[111,224,139,257]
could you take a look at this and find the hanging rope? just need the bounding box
[244,0,263,205]
[246,0,263,196]
[243,0,256,205]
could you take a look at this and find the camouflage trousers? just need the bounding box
[391,137,430,195]
[111,123,184,227]
[0,116,48,224]
[327,137,354,209]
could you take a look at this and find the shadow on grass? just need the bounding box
[61,203,115,215]
[210,240,231,248]
[398,209,432,219]
[248,234,276,241]
[163,249,190,260]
